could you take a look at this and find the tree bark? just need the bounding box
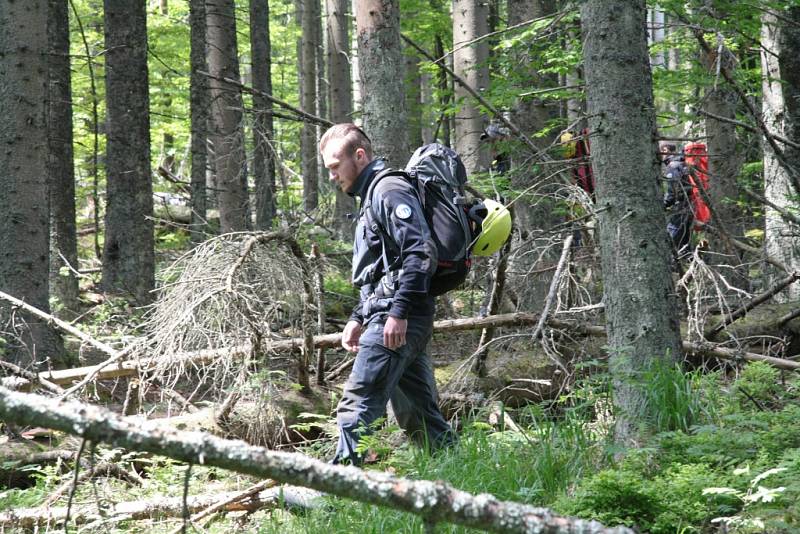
[103,0,155,304]
[0,0,65,367]
[251,0,277,230]
[356,0,410,167]
[207,0,250,232]
[190,0,210,242]
[453,0,489,173]
[507,0,557,141]
[405,48,424,150]
[48,0,81,317]
[434,34,451,147]
[761,8,800,301]
[0,387,633,534]
[298,0,320,214]
[581,0,683,446]
[695,19,747,287]
[327,0,356,237]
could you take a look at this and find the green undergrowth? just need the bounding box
[1,362,798,533]
[555,362,800,534]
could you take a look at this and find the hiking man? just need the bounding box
[319,123,455,465]
[481,123,511,175]
[662,148,695,259]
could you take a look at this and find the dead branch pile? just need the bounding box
[127,232,318,443]
[140,232,311,382]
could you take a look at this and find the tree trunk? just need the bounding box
[581,0,683,446]
[251,0,277,230]
[507,0,558,141]
[405,48,423,151]
[701,40,746,285]
[316,0,328,183]
[453,0,489,173]
[207,0,250,232]
[506,0,559,243]
[0,0,64,367]
[434,34,451,147]
[298,0,320,214]
[327,0,356,237]
[103,0,155,304]
[565,26,583,126]
[355,0,410,167]
[762,9,800,301]
[190,0,210,242]
[420,69,435,144]
[48,0,81,316]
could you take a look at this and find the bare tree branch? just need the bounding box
[201,71,332,128]
[705,271,800,339]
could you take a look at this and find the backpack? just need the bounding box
[363,143,474,296]
[560,128,595,199]
[683,142,711,229]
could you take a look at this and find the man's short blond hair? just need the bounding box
[319,123,374,159]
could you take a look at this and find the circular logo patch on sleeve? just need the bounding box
[395,204,413,220]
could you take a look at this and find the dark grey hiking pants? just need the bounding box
[333,314,454,465]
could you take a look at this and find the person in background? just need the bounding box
[481,123,511,175]
[660,143,695,260]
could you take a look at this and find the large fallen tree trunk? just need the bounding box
[0,387,631,534]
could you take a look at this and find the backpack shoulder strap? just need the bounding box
[361,169,412,285]
[362,169,413,221]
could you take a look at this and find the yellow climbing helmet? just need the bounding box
[471,199,512,257]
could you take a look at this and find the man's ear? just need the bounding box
[355,148,365,162]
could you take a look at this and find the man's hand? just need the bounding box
[383,316,407,349]
[341,320,363,352]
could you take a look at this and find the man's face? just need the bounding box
[321,138,368,194]
[659,144,676,163]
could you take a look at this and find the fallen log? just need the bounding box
[0,488,283,530]
[704,271,800,340]
[10,312,795,392]
[0,387,632,534]
[546,318,800,371]
[29,313,539,388]
[166,478,278,534]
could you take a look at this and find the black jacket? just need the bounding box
[663,160,693,211]
[348,159,437,323]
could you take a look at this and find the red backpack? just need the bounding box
[683,142,711,229]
